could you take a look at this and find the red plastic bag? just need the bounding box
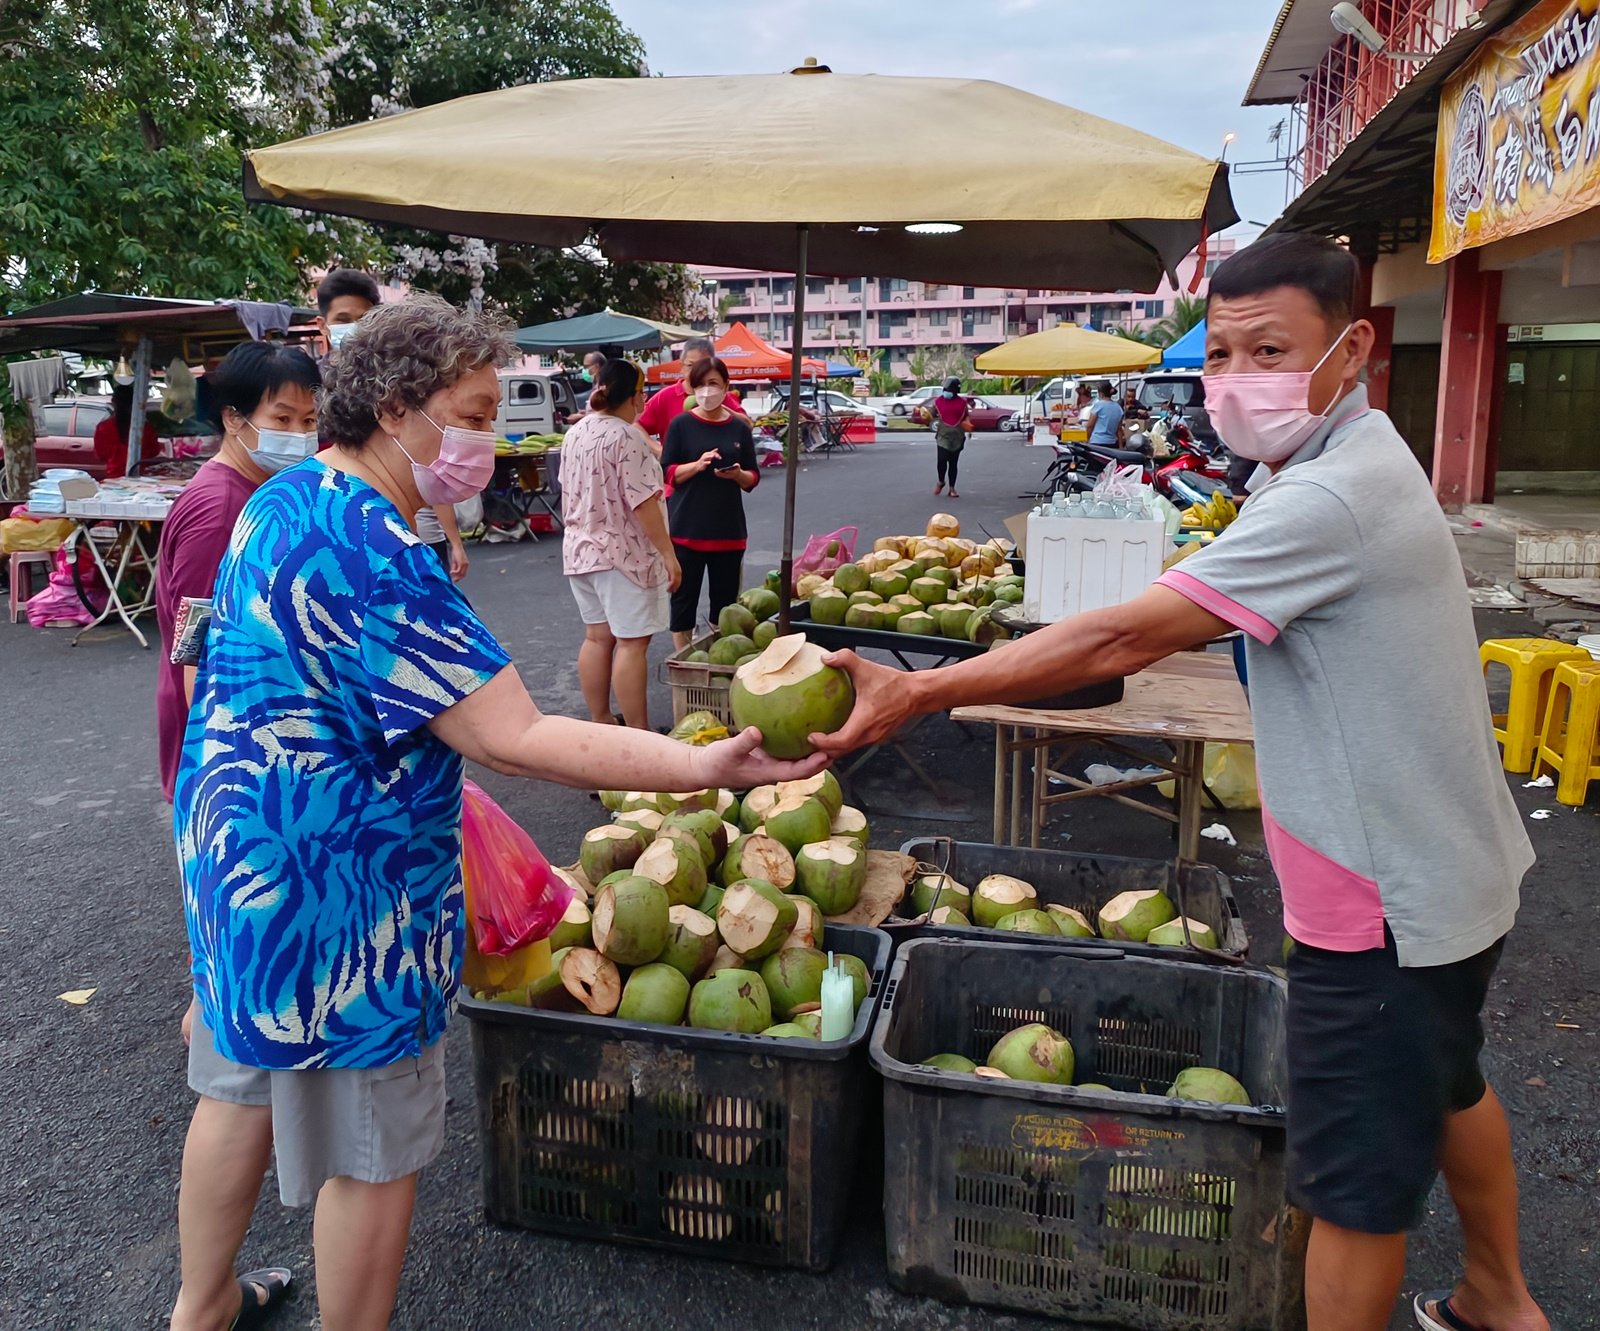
[460,780,574,955]
[793,525,858,583]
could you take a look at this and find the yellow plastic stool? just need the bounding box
[1533,660,1600,806]
[1480,638,1589,773]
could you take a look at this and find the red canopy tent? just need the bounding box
[646,320,829,383]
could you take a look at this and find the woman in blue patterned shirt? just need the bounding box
[170,295,824,1331]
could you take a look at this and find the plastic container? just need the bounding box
[895,838,1248,959]
[460,924,891,1270]
[871,939,1302,1329]
[661,632,736,725]
[1024,512,1167,624]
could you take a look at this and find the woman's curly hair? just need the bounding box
[319,293,520,448]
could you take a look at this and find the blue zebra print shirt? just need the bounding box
[176,460,510,1070]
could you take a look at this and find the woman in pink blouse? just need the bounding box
[560,359,682,729]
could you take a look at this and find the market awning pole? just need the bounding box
[127,334,152,475]
[777,222,809,636]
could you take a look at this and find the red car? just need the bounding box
[26,397,116,478]
[911,394,1012,431]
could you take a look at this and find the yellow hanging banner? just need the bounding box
[1432,0,1600,262]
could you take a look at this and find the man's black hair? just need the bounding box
[1207,233,1357,327]
[315,268,381,317]
[209,342,321,423]
[1098,381,1114,397]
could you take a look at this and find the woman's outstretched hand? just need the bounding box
[695,726,830,789]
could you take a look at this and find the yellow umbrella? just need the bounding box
[244,62,1234,615]
[976,324,1161,377]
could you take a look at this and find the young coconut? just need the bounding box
[712,788,740,821]
[548,897,593,952]
[706,943,753,972]
[698,884,725,917]
[613,808,665,840]
[720,832,796,890]
[830,805,869,847]
[760,793,832,855]
[972,873,1039,927]
[617,962,692,1025]
[590,876,670,966]
[658,812,717,864]
[782,895,823,950]
[578,824,647,884]
[1097,889,1178,942]
[529,947,622,1015]
[758,947,828,1020]
[762,1022,813,1040]
[795,837,867,915]
[995,909,1061,935]
[687,968,773,1032]
[776,770,844,820]
[716,879,798,959]
[656,789,718,814]
[989,1023,1076,1085]
[1044,903,1096,938]
[929,905,971,927]
[921,1053,978,1073]
[834,953,870,1012]
[550,866,589,904]
[908,873,970,917]
[1170,1067,1251,1106]
[694,1096,768,1167]
[738,784,782,833]
[633,837,709,908]
[790,1010,824,1038]
[660,905,720,980]
[663,1175,734,1241]
[729,634,855,759]
[1146,917,1219,949]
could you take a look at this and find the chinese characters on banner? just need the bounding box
[1432,0,1600,262]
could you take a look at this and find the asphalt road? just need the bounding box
[1,431,1594,1330]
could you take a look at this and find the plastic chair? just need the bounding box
[8,550,53,623]
[1479,638,1589,773]
[1532,660,1600,806]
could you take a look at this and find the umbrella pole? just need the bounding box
[777,223,808,635]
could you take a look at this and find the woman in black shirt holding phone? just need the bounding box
[661,356,760,649]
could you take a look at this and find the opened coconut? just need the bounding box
[835,953,869,1011]
[660,905,719,979]
[716,878,797,958]
[656,789,718,814]
[1170,1067,1251,1106]
[844,603,881,629]
[830,805,869,847]
[1044,903,1095,938]
[759,947,828,1020]
[707,943,752,972]
[972,874,1039,927]
[782,895,823,950]
[550,866,588,904]
[738,784,781,833]
[929,905,970,927]
[909,872,970,916]
[730,634,855,759]
[989,1023,1075,1084]
[578,824,646,884]
[791,1010,824,1038]
[832,562,869,595]
[548,897,593,951]
[663,1175,734,1240]
[613,808,665,840]
[995,908,1061,935]
[617,962,691,1025]
[761,793,832,854]
[795,837,867,915]
[590,876,670,966]
[922,1053,977,1073]
[810,587,849,626]
[762,1022,812,1039]
[1147,917,1219,949]
[633,837,708,908]
[531,947,621,1015]
[694,1096,767,1166]
[1097,889,1178,942]
[664,807,727,859]
[720,832,795,889]
[688,968,773,1032]
[698,884,725,917]
[897,611,939,636]
[777,770,844,820]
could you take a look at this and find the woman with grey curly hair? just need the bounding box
[168,293,825,1331]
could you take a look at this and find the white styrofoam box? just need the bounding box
[1023,513,1167,624]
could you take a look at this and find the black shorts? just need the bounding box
[1285,928,1505,1234]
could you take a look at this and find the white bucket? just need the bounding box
[1577,633,1600,662]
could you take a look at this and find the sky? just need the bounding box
[609,0,1297,240]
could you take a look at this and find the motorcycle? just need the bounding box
[1152,420,1231,506]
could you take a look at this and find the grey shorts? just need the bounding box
[188,1010,448,1208]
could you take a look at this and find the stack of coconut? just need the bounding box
[489,772,874,1039]
[801,515,1023,644]
[906,870,1219,949]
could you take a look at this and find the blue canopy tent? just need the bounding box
[1160,319,1206,368]
[824,361,861,377]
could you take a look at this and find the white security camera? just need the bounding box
[1330,2,1386,54]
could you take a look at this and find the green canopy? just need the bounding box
[513,307,700,354]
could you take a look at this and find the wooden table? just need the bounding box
[951,652,1253,862]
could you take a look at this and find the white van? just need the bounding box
[496,369,582,438]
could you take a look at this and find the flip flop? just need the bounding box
[1414,1290,1561,1331]
[231,1267,292,1330]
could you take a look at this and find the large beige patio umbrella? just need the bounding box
[245,61,1235,620]
[976,324,1162,377]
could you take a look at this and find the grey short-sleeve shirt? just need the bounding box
[1158,385,1531,967]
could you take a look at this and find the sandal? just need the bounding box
[231,1268,292,1330]
[1413,1289,1560,1331]
[932,484,944,496]
[948,489,960,499]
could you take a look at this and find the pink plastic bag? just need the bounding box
[460,780,574,955]
[26,546,104,628]
[792,525,858,583]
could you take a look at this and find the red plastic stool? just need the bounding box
[8,550,54,623]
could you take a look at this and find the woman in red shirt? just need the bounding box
[92,383,160,478]
[929,377,973,498]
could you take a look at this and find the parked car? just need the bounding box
[19,397,117,479]
[1136,370,1220,447]
[880,384,943,416]
[496,368,582,438]
[911,394,1012,432]
[770,384,888,426]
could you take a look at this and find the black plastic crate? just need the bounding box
[894,838,1249,960]
[871,939,1304,1330]
[460,924,890,1271]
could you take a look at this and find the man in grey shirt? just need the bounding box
[816,235,1547,1331]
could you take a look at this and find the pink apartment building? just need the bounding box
[692,239,1235,379]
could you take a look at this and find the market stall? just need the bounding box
[512,307,699,355]
[976,323,1162,445]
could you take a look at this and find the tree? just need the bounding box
[1151,293,1207,348]
[905,347,937,384]
[0,0,377,310]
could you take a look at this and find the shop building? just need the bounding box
[1246,0,1600,524]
